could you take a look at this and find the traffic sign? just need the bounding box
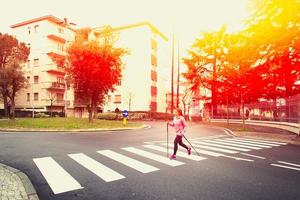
[122,110,128,117]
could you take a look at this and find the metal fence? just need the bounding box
[205,94,300,123]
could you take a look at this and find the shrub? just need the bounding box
[97,112,122,120]
[35,113,50,118]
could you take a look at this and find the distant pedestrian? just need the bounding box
[168,108,191,160]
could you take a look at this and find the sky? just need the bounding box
[0,0,251,54]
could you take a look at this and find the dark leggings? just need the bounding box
[173,135,188,155]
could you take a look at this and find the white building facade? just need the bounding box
[92,22,170,113]
[7,16,170,116]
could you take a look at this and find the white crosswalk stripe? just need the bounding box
[33,157,83,194]
[68,153,125,182]
[161,143,224,157]
[143,145,207,161]
[97,150,159,173]
[193,141,251,152]
[186,143,238,154]
[203,139,262,150]
[215,139,265,149]
[226,138,280,147]
[230,138,286,145]
[122,147,184,166]
[224,138,281,147]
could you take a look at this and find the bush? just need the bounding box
[35,113,50,118]
[97,112,122,120]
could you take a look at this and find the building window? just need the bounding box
[107,95,111,102]
[27,60,30,67]
[116,79,121,86]
[34,93,38,101]
[33,59,39,67]
[56,93,64,101]
[27,76,30,82]
[34,24,39,32]
[27,93,30,102]
[57,44,64,52]
[34,76,39,84]
[151,54,157,66]
[57,77,64,83]
[58,27,64,34]
[114,95,121,104]
[151,39,157,51]
[151,70,157,81]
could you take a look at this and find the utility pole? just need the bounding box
[176,39,180,108]
[171,32,174,114]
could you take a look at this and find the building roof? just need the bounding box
[10,15,76,31]
[94,22,168,41]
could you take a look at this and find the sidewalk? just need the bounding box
[0,163,39,200]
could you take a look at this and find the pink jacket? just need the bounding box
[169,116,187,136]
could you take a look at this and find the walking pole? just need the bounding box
[183,135,201,157]
[167,123,169,158]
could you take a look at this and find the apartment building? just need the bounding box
[8,15,170,117]
[90,22,170,113]
[10,15,75,114]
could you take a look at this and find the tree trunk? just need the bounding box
[3,94,9,118]
[241,92,245,129]
[226,96,229,125]
[9,98,15,120]
[211,54,217,119]
[88,99,93,123]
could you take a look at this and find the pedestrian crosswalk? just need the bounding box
[32,136,290,195]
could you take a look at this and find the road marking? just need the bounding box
[143,145,207,161]
[205,139,262,150]
[161,143,224,157]
[277,161,300,168]
[190,135,229,140]
[145,135,228,144]
[68,153,125,182]
[232,138,287,145]
[224,138,280,147]
[271,164,300,171]
[97,150,159,173]
[216,139,265,149]
[122,147,184,166]
[186,143,238,154]
[33,157,83,194]
[193,141,250,152]
[240,153,266,159]
[221,155,254,162]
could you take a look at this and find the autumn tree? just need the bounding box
[0,33,30,119]
[247,0,300,119]
[183,26,227,118]
[66,28,127,122]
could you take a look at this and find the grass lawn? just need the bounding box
[0,118,143,130]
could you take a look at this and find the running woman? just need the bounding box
[168,108,191,160]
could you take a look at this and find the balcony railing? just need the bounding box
[42,82,65,90]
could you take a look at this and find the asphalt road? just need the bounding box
[0,121,299,200]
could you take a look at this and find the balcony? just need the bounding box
[47,34,66,44]
[44,64,65,75]
[43,82,66,90]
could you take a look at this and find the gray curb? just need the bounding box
[0,163,39,200]
[0,124,150,133]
